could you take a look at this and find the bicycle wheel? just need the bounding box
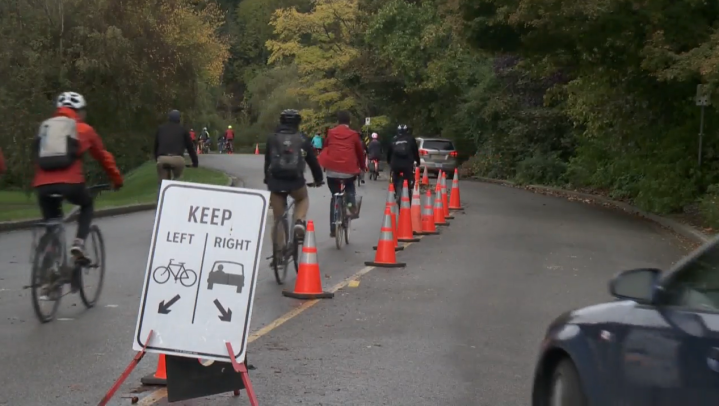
[272,217,289,284]
[344,217,351,244]
[334,201,345,250]
[30,232,63,323]
[79,225,106,308]
[152,266,171,284]
[291,229,300,274]
[179,269,198,287]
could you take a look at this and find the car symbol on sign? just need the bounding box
[206,261,245,293]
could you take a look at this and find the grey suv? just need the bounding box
[416,137,458,175]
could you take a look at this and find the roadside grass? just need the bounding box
[0,161,228,222]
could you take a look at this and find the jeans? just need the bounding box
[327,177,356,234]
[36,183,93,240]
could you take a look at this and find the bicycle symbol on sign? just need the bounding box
[152,259,198,287]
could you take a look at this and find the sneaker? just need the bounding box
[70,238,86,259]
[293,220,306,240]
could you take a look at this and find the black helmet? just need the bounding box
[397,124,408,135]
[168,109,181,123]
[280,109,302,126]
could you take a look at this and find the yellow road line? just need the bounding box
[142,239,420,404]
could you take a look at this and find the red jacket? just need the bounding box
[0,147,5,174]
[225,129,234,140]
[33,108,123,187]
[319,125,366,174]
[190,131,196,140]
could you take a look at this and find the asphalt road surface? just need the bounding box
[0,154,687,405]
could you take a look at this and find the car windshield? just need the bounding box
[422,140,454,150]
[661,240,719,310]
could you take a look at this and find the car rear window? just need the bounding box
[422,140,455,151]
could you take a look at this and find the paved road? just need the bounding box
[0,154,687,405]
[0,154,386,406]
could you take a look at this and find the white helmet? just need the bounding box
[56,92,87,110]
[371,132,378,139]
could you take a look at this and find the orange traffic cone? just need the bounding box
[420,189,439,235]
[410,180,422,234]
[448,168,464,210]
[433,184,449,226]
[374,183,404,251]
[365,206,406,268]
[282,221,333,299]
[414,166,421,186]
[441,171,454,220]
[422,166,429,185]
[254,144,259,155]
[141,354,167,385]
[396,180,419,242]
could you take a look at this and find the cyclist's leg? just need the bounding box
[269,192,287,250]
[62,184,93,258]
[289,185,309,239]
[391,169,402,198]
[167,155,185,180]
[36,184,63,221]
[326,177,341,237]
[156,156,173,186]
[345,177,357,210]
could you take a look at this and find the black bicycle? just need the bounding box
[333,178,362,250]
[28,184,112,323]
[268,181,324,285]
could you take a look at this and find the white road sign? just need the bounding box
[365,117,371,126]
[132,180,270,363]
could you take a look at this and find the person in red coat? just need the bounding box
[318,111,366,237]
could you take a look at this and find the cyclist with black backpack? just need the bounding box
[264,109,324,248]
[387,124,420,202]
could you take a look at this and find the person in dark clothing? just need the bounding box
[154,110,198,186]
[387,124,420,201]
[367,132,382,176]
[264,109,324,251]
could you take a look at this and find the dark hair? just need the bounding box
[336,111,351,125]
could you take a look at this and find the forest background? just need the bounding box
[3,0,719,228]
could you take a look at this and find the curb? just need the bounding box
[0,175,240,233]
[469,176,712,245]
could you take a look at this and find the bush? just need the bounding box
[514,152,567,185]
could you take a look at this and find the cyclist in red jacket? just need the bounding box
[318,111,366,237]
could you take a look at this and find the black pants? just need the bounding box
[327,177,356,233]
[392,168,414,203]
[36,183,93,240]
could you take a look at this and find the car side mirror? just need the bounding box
[609,268,661,304]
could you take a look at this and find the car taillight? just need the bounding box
[449,151,458,158]
[419,149,429,156]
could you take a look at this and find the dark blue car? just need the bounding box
[532,236,719,406]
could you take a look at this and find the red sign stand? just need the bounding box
[226,342,259,406]
[98,330,154,406]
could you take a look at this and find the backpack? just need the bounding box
[35,116,80,171]
[392,137,411,158]
[269,130,305,180]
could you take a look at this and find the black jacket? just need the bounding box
[387,134,420,170]
[154,121,198,167]
[264,125,323,193]
[367,139,382,160]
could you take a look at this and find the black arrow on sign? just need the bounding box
[158,294,181,314]
[213,299,232,322]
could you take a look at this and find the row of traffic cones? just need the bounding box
[365,167,464,267]
[140,168,464,387]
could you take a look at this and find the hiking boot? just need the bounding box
[70,238,86,259]
[293,220,306,240]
